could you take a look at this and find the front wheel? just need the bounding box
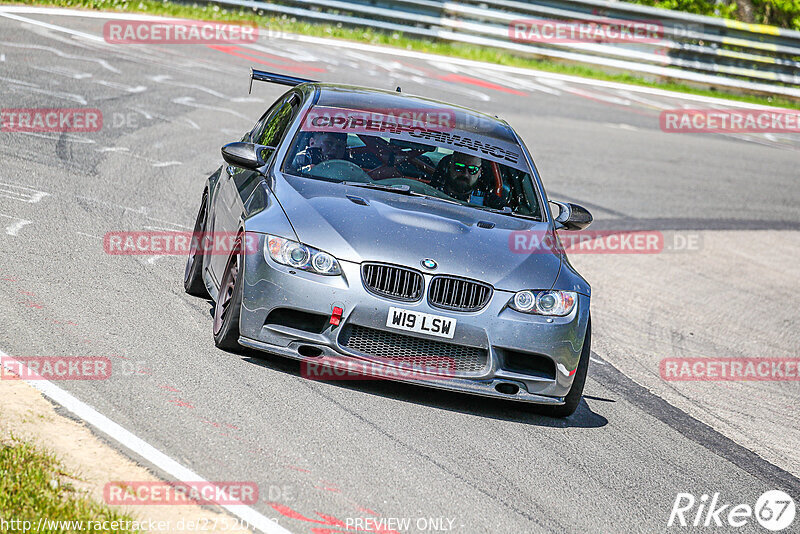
[212,235,244,351]
[530,317,591,418]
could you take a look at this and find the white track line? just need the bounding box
[0,5,177,21]
[278,41,797,111]
[282,39,793,110]
[76,231,103,240]
[0,350,291,534]
[0,6,792,110]
[0,12,105,42]
[0,214,32,236]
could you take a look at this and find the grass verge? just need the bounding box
[0,436,139,533]
[5,0,800,109]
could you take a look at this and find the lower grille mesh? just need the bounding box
[340,325,488,374]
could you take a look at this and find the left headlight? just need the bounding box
[265,235,342,276]
[508,290,576,316]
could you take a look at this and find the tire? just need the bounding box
[530,317,591,418]
[212,235,244,351]
[184,193,210,297]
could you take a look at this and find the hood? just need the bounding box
[260,174,562,291]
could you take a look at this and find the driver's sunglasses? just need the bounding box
[453,162,480,175]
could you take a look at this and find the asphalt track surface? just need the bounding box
[1,7,799,534]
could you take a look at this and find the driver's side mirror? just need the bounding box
[221,142,275,170]
[550,201,593,231]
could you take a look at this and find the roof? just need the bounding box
[311,84,517,142]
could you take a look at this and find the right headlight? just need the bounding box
[508,290,576,316]
[265,235,341,276]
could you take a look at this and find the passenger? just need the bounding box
[292,132,348,170]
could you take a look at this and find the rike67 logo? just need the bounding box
[669,490,795,531]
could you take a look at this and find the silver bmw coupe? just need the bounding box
[184,70,593,417]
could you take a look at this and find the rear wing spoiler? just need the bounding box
[249,68,317,93]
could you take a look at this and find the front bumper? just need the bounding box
[239,235,590,404]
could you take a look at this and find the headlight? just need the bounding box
[509,290,576,316]
[265,235,341,275]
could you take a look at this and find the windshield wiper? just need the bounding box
[342,182,461,206]
[466,204,540,220]
[342,181,515,211]
[409,192,463,206]
[342,182,413,194]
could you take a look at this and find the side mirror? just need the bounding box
[550,201,593,231]
[221,142,275,170]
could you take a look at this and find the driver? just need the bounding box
[292,132,348,170]
[439,152,485,203]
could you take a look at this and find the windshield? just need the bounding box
[281,106,542,219]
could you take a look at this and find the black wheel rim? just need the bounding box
[213,239,241,335]
[184,198,206,284]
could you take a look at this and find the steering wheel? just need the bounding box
[308,160,372,183]
[361,137,434,181]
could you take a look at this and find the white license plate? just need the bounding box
[385,307,456,339]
